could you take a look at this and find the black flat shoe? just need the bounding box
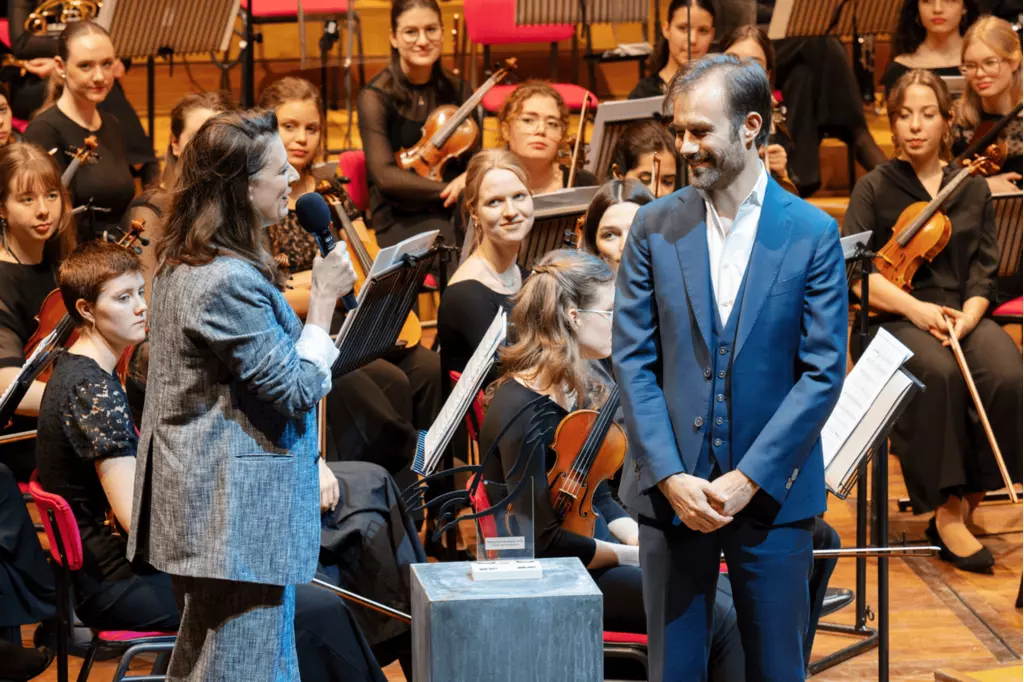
[820,587,855,618]
[0,641,54,681]
[926,517,995,574]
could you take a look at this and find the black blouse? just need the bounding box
[36,352,137,601]
[843,159,998,310]
[436,278,514,386]
[24,106,136,242]
[357,66,476,243]
[628,75,668,100]
[478,380,627,565]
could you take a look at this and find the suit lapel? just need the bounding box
[674,193,713,349]
[734,179,793,358]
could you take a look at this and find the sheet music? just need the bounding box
[0,327,59,407]
[416,310,507,475]
[821,328,913,466]
[366,230,439,281]
[826,370,915,496]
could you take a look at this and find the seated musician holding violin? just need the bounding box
[0,142,76,482]
[358,0,476,249]
[497,81,599,194]
[33,239,390,681]
[844,69,1023,574]
[477,248,745,681]
[952,16,1023,194]
[260,77,442,473]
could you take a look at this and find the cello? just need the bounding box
[316,179,422,348]
[546,385,627,538]
[395,59,517,180]
[0,221,146,427]
[874,145,1003,292]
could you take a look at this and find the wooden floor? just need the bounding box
[22,452,1022,681]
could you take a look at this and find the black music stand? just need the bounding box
[331,243,439,376]
[516,186,599,270]
[95,0,239,151]
[585,96,665,180]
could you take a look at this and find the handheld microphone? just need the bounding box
[295,192,358,311]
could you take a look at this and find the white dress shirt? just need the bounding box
[699,164,769,325]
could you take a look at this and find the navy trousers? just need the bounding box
[639,514,814,682]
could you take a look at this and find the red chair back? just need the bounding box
[28,480,84,570]
[463,0,575,46]
[338,150,370,213]
[465,477,500,555]
[448,371,485,441]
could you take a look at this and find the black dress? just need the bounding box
[357,65,476,249]
[0,260,55,481]
[843,159,1023,513]
[478,380,744,680]
[24,106,136,242]
[34,354,387,681]
[436,278,514,388]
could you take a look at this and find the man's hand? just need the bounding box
[658,473,733,533]
[317,457,339,513]
[707,470,759,518]
[24,58,56,78]
[765,143,788,178]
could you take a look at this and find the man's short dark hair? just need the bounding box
[664,54,774,148]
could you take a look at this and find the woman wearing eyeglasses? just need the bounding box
[881,0,981,100]
[952,15,1022,194]
[357,0,476,248]
[496,81,599,195]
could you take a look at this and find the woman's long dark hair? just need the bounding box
[720,24,776,86]
[388,0,459,109]
[581,179,655,256]
[893,0,980,56]
[156,109,282,285]
[647,0,717,77]
[610,120,681,189]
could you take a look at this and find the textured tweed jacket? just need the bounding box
[128,255,330,586]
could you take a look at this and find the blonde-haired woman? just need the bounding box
[437,149,534,384]
[952,15,1023,194]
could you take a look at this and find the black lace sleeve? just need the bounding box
[357,85,449,202]
[62,374,138,463]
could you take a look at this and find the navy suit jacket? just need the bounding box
[611,178,848,526]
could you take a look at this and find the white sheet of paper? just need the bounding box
[821,328,913,467]
[418,309,507,474]
[366,230,439,281]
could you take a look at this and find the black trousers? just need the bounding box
[326,346,441,474]
[806,516,841,665]
[854,319,1023,513]
[0,463,55,628]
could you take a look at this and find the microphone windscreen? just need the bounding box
[295,192,332,236]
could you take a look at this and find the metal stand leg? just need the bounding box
[242,4,255,108]
[875,440,890,682]
[146,56,156,141]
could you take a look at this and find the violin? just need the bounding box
[547,386,627,538]
[316,179,422,348]
[62,135,99,187]
[0,222,146,427]
[874,145,1003,292]
[764,95,799,196]
[565,93,592,189]
[396,59,517,181]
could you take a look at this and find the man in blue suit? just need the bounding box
[612,55,848,681]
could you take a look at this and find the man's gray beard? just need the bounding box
[688,144,746,192]
[688,164,721,190]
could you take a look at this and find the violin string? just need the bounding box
[561,386,619,501]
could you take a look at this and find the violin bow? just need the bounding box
[943,316,1019,503]
[566,93,591,189]
[652,154,662,199]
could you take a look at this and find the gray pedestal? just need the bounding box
[411,557,603,682]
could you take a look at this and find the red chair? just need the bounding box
[28,479,176,682]
[993,296,1022,323]
[337,149,369,214]
[462,0,595,114]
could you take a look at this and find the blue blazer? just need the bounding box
[611,178,848,526]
